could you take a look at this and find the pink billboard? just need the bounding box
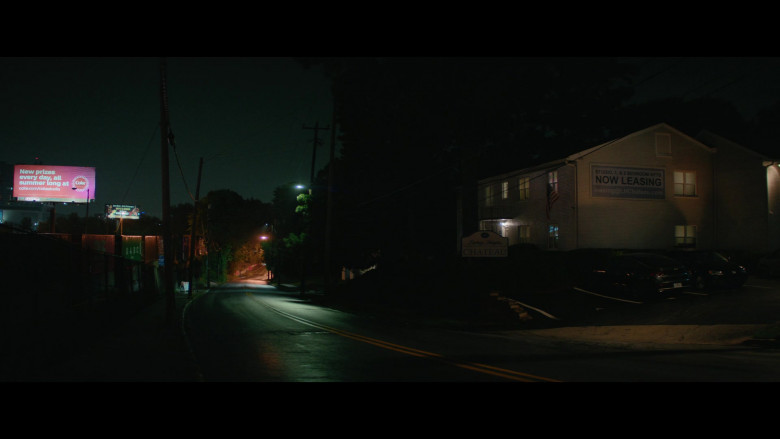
[12,164,96,203]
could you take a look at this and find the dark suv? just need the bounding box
[591,252,692,299]
[666,250,747,290]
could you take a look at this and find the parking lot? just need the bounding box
[512,275,780,329]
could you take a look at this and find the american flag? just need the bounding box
[546,183,559,220]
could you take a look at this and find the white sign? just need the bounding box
[462,230,508,257]
[592,165,665,199]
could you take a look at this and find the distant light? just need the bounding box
[295,184,305,189]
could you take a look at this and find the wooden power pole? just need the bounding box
[160,59,176,326]
[300,122,329,294]
[188,157,203,298]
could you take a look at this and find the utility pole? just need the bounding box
[301,122,329,294]
[303,122,329,185]
[324,103,337,293]
[160,59,176,326]
[188,157,203,299]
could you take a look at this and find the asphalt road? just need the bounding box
[182,276,780,381]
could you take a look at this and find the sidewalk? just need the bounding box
[38,291,204,382]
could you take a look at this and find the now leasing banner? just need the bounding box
[591,165,665,200]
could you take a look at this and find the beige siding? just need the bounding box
[768,165,780,252]
[576,126,715,249]
[477,165,577,250]
[476,123,775,254]
[711,140,769,253]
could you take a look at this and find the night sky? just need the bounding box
[625,57,780,119]
[2,57,779,219]
[0,57,333,218]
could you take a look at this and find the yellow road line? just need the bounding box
[249,292,560,382]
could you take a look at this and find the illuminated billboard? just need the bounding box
[12,164,96,203]
[106,204,140,219]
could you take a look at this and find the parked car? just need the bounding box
[590,252,692,299]
[757,249,780,278]
[666,250,747,290]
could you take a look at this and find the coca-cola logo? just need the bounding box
[72,176,89,191]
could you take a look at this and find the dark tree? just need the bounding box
[200,189,273,282]
[302,57,638,283]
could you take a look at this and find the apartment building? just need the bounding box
[477,123,780,254]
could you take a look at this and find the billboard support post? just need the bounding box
[84,189,89,234]
[160,58,176,327]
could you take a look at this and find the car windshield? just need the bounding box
[629,254,678,267]
[670,251,729,264]
[689,252,729,264]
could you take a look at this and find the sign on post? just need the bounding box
[461,230,508,257]
[12,164,96,203]
[106,204,141,219]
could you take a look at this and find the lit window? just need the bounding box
[518,177,530,200]
[548,224,559,249]
[674,171,696,197]
[548,171,558,193]
[518,225,531,244]
[479,220,502,235]
[501,181,509,199]
[675,225,696,247]
[485,184,494,206]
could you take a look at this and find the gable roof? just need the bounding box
[696,129,774,162]
[566,122,715,161]
[479,123,714,184]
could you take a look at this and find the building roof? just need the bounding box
[696,129,775,163]
[479,123,720,184]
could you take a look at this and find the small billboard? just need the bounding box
[12,164,96,203]
[106,204,141,219]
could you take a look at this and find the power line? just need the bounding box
[121,123,159,204]
[169,129,197,202]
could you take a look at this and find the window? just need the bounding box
[674,171,696,196]
[548,171,558,193]
[479,220,500,234]
[518,177,530,200]
[501,180,509,199]
[656,133,672,156]
[548,224,559,249]
[675,225,696,247]
[485,184,494,206]
[518,225,531,244]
